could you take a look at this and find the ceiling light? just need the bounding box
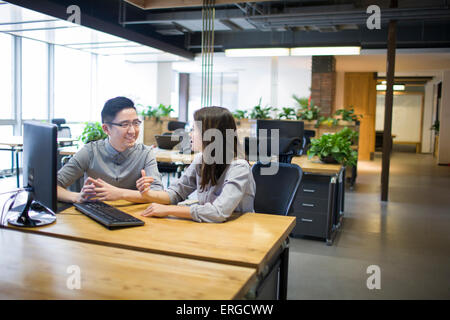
[225,48,290,57]
[376,84,405,91]
[290,46,361,56]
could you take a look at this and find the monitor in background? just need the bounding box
[8,121,57,227]
[256,119,304,140]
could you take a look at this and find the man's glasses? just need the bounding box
[106,120,142,129]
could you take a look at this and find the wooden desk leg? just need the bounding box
[279,239,290,300]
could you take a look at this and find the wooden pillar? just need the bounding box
[381,16,398,201]
[343,72,377,160]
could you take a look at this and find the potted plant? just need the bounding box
[249,98,277,120]
[278,107,297,120]
[333,106,363,125]
[293,95,321,122]
[79,122,107,144]
[307,127,358,167]
[233,109,248,120]
[140,103,177,146]
[431,119,439,135]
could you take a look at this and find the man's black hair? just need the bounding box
[101,96,136,123]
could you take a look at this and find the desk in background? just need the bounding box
[0,228,256,299]
[0,137,78,187]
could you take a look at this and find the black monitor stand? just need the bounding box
[8,190,56,227]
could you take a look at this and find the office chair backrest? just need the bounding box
[244,136,302,163]
[252,162,303,216]
[168,121,186,131]
[57,126,71,138]
[51,118,66,129]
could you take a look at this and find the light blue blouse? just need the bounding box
[166,153,256,223]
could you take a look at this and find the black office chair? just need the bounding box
[252,162,303,216]
[299,130,316,155]
[167,121,186,131]
[51,118,72,146]
[244,136,302,164]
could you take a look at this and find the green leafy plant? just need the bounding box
[278,107,296,120]
[307,127,358,167]
[79,122,108,144]
[233,109,248,120]
[139,105,160,120]
[292,94,309,108]
[334,106,363,122]
[315,116,339,128]
[430,120,439,134]
[157,103,174,117]
[139,103,174,121]
[294,96,321,121]
[249,98,276,119]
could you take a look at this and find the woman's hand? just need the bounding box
[136,169,155,194]
[141,203,171,218]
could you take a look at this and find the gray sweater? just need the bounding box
[57,139,164,191]
[167,153,256,223]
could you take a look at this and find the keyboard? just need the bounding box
[73,201,145,229]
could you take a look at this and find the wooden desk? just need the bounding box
[8,202,295,299]
[0,228,256,299]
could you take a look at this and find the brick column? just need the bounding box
[311,56,336,116]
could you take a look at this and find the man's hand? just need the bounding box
[136,170,155,194]
[74,177,97,203]
[89,178,122,201]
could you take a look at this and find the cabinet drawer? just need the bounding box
[291,197,329,216]
[291,212,327,238]
[298,175,331,199]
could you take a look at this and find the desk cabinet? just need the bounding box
[289,168,345,245]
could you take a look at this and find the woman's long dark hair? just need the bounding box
[194,106,240,191]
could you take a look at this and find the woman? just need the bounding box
[136,106,256,223]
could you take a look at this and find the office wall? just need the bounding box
[97,56,158,118]
[172,54,311,113]
[438,71,450,164]
[376,93,423,143]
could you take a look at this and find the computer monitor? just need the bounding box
[257,119,304,140]
[8,121,57,227]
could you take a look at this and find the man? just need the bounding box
[57,96,164,203]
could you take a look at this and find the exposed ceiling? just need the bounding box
[4,0,450,59]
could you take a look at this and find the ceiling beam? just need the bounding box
[186,22,450,51]
[125,0,273,10]
[6,0,194,59]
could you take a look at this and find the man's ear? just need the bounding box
[102,123,110,135]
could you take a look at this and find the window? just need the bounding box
[188,72,238,123]
[54,45,92,122]
[22,38,48,120]
[97,55,157,117]
[0,126,14,171]
[0,33,13,120]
